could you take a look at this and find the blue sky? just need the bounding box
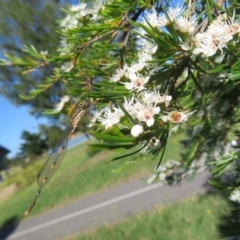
[0,96,48,158]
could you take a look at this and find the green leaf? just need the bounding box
[42,109,61,115]
[90,132,136,142]
[88,142,136,150]
[110,142,147,161]
[206,0,213,24]
[208,64,224,73]
[229,73,240,80]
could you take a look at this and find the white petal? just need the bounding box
[146,118,154,127]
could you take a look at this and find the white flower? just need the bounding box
[88,109,104,127]
[157,14,168,27]
[166,5,184,22]
[138,52,153,65]
[124,67,138,80]
[158,5,183,27]
[131,125,144,137]
[70,3,88,19]
[161,110,196,123]
[158,5,183,26]
[131,101,160,126]
[174,16,197,33]
[88,0,104,21]
[76,9,88,19]
[137,38,158,55]
[180,34,200,52]
[140,89,172,106]
[92,0,104,13]
[58,38,74,56]
[98,106,124,129]
[123,79,146,92]
[122,73,150,92]
[61,61,74,72]
[60,15,78,30]
[181,12,240,57]
[199,34,227,56]
[123,95,135,111]
[123,95,160,127]
[139,108,156,126]
[135,27,148,37]
[129,61,146,72]
[110,65,127,82]
[143,8,159,28]
[55,95,70,111]
[229,189,240,203]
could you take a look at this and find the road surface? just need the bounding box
[1,171,210,240]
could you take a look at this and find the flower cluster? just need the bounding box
[58,1,105,71]
[87,5,201,155]
[135,6,240,58]
[90,89,195,132]
[60,1,104,30]
[90,90,168,129]
[110,10,161,92]
[181,13,240,57]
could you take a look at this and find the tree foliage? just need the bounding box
[2,0,240,237]
[0,0,73,116]
[19,124,64,160]
[19,130,48,159]
[38,124,63,149]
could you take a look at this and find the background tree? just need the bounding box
[19,130,48,160]
[19,124,68,160]
[0,0,74,116]
[38,124,64,149]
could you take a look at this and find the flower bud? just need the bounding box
[131,125,144,137]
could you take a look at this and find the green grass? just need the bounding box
[65,194,229,240]
[0,135,183,227]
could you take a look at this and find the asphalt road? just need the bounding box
[1,170,210,240]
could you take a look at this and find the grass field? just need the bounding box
[0,135,183,227]
[65,194,230,240]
